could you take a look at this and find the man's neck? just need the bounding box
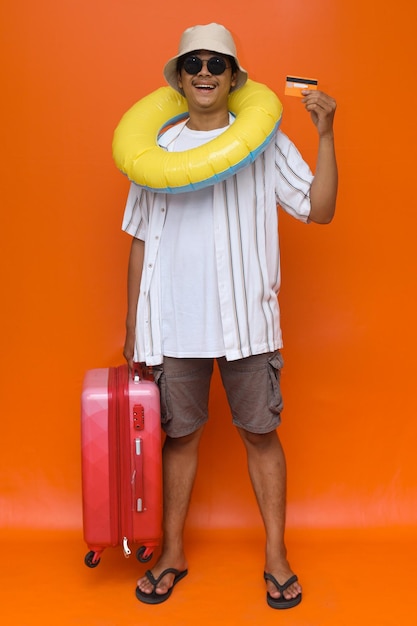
[186,110,230,131]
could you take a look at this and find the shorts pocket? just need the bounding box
[152,365,172,427]
[267,351,284,416]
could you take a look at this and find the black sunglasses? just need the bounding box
[182,55,231,76]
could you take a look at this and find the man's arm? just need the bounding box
[303,90,338,224]
[123,237,145,370]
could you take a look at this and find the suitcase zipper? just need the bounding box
[122,536,132,558]
[107,367,122,548]
[117,365,135,557]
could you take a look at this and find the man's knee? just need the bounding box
[164,424,205,450]
[238,427,278,449]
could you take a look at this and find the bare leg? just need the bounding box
[237,428,302,602]
[137,425,204,596]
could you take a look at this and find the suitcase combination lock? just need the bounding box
[133,404,145,430]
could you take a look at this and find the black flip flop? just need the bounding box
[264,572,302,609]
[135,568,188,605]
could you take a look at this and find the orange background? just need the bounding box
[1,1,417,624]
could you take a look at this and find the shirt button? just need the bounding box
[161,207,165,212]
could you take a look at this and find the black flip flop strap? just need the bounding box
[145,568,181,588]
[264,572,298,593]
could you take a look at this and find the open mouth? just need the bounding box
[194,83,216,91]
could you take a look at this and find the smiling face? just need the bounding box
[177,50,237,126]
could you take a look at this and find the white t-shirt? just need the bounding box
[160,123,228,357]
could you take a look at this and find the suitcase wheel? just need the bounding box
[84,550,101,568]
[136,546,153,563]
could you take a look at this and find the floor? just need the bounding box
[1,527,416,626]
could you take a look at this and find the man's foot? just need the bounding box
[264,558,302,609]
[135,568,188,604]
[136,553,188,603]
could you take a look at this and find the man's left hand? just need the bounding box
[301,90,336,137]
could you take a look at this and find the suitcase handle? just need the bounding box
[132,362,154,382]
[134,438,144,512]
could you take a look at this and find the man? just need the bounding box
[122,23,337,608]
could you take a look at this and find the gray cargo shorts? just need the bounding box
[152,351,284,438]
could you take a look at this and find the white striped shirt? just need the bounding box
[122,127,313,365]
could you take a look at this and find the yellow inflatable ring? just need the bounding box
[112,79,283,193]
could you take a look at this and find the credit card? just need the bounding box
[285,76,318,97]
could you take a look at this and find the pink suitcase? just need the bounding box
[81,364,162,568]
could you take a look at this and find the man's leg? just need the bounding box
[137,357,212,597]
[137,425,204,596]
[237,427,302,602]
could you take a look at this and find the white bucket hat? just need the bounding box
[163,23,248,95]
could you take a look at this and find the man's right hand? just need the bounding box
[123,325,136,372]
